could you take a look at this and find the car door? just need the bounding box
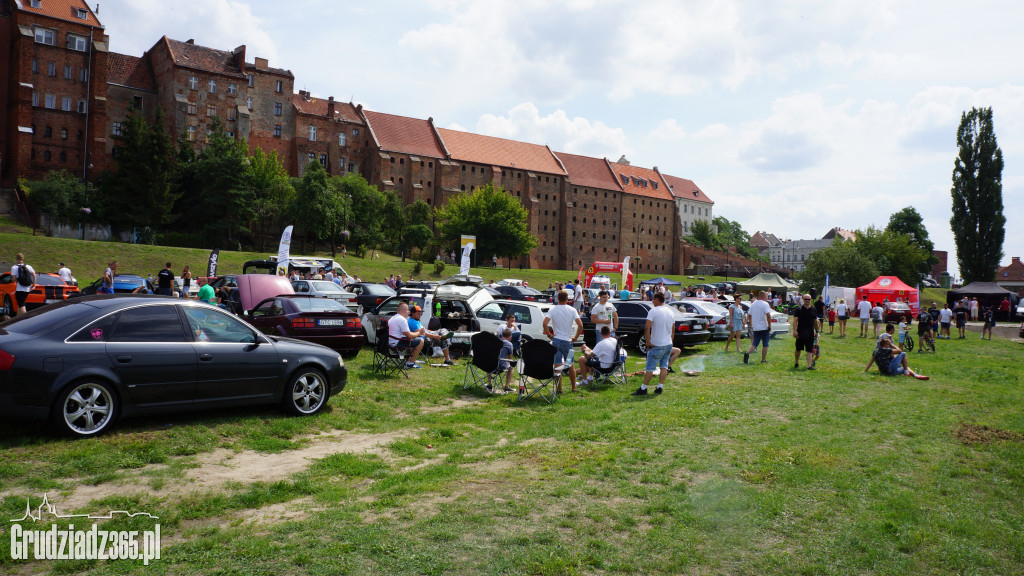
[183,305,282,404]
[248,297,285,336]
[475,301,506,335]
[104,303,197,409]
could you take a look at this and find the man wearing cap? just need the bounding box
[388,302,424,369]
[408,305,454,366]
[58,262,73,285]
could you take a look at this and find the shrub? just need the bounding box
[433,260,446,276]
[412,261,423,276]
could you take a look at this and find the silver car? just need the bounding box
[671,299,733,339]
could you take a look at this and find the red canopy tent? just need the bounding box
[856,276,919,315]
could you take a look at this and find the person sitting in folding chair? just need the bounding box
[408,305,454,366]
[577,325,621,387]
[489,329,517,393]
[388,302,425,370]
[496,314,522,353]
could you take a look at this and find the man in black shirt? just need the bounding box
[953,301,969,338]
[156,262,174,296]
[793,294,820,369]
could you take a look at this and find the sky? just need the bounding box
[98,0,1024,276]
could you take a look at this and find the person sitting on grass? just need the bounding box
[487,328,516,394]
[577,325,620,386]
[865,323,929,380]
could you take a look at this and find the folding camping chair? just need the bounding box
[588,339,627,389]
[517,339,559,404]
[371,323,410,378]
[463,331,508,394]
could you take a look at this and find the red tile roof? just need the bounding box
[607,161,674,201]
[292,95,363,124]
[19,0,101,27]
[437,128,565,175]
[107,52,155,91]
[362,110,446,159]
[661,173,713,204]
[554,151,623,192]
[162,37,246,78]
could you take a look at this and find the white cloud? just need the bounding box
[648,119,687,141]
[474,103,628,157]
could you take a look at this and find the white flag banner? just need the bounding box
[276,225,293,277]
[621,256,630,290]
[460,242,475,275]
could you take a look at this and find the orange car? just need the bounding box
[0,272,80,315]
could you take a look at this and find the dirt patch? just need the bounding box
[58,429,416,511]
[953,422,1023,445]
[419,395,485,414]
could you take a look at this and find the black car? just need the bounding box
[580,300,711,352]
[0,295,346,437]
[347,282,397,312]
[493,285,547,302]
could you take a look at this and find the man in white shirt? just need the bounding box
[573,281,584,313]
[589,290,618,339]
[938,303,954,339]
[633,292,678,396]
[543,291,584,393]
[387,302,424,369]
[577,326,619,386]
[744,291,773,364]
[58,262,73,285]
[857,296,872,337]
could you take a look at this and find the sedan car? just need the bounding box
[347,282,397,312]
[1,272,80,315]
[671,299,732,340]
[0,295,346,437]
[291,280,359,312]
[884,301,913,322]
[73,274,155,296]
[248,295,364,357]
[492,285,547,302]
[580,300,711,352]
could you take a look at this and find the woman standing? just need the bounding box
[724,299,745,352]
[181,265,192,298]
[835,298,849,336]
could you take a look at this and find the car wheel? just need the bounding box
[53,380,117,437]
[636,334,649,354]
[1,295,12,317]
[283,368,329,416]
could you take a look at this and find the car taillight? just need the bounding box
[771,318,778,323]
[677,324,691,332]
[0,349,14,370]
[716,318,727,325]
[346,318,361,328]
[375,297,383,305]
[293,317,315,328]
[525,296,535,301]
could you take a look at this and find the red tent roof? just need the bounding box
[857,276,915,292]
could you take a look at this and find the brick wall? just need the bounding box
[619,195,677,274]
[564,184,624,269]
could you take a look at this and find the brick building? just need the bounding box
[662,173,714,235]
[554,151,627,267]
[606,158,679,274]
[360,110,447,207]
[292,90,365,178]
[0,0,108,186]
[104,52,157,157]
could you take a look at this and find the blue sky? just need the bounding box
[102,0,1024,277]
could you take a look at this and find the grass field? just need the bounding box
[1,321,1021,575]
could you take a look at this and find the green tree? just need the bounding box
[713,216,762,260]
[380,191,408,258]
[685,219,720,249]
[291,160,336,253]
[435,184,538,261]
[854,226,930,284]
[248,148,295,251]
[101,107,178,229]
[951,107,1005,283]
[886,207,938,277]
[22,170,90,225]
[336,172,386,255]
[799,237,879,293]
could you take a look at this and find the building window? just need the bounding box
[319,154,327,168]
[34,27,56,45]
[338,132,346,146]
[208,79,217,93]
[273,124,281,137]
[44,126,52,137]
[225,131,233,138]
[133,95,143,109]
[32,59,38,73]
[78,100,87,113]
[44,94,56,109]
[32,92,38,106]
[186,126,195,141]
[275,80,283,93]
[48,62,56,76]
[29,0,41,7]
[246,97,253,110]
[64,64,72,79]
[227,107,236,121]
[307,152,315,163]
[112,122,122,136]
[61,97,72,111]
[352,128,359,136]
[61,128,67,140]
[80,68,88,82]
[60,151,67,163]
[187,101,197,115]
[227,83,237,95]
[188,76,198,90]
[309,125,317,141]
[274,102,282,116]
[247,74,254,87]
[206,105,216,118]
[66,33,88,51]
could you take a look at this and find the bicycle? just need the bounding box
[912,332,936,353]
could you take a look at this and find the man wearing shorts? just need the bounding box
[857,296,872,337]
[938,303,953,339]
[744,291,773,364]
[10,253,36,316]
[589,290,618,340]
[793,294,820,370]
[388,302,424,369]
[543,291,583,393]
[634,292,676,395]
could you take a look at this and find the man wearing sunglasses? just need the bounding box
[793,293,820,369]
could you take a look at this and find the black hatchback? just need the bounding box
[0,295,346,437]
[493,285,547,302]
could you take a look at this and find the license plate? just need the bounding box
[318,319,347,326]
[45,299,62,304]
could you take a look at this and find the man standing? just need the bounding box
[871,301,885,337]
[58,262,73,285]
[633,292,675,395]
[857,296,872,337]
[938,303,953,339]
[543,291,584,393]
[388,302,425,370]
[407,305,454,366]
[492,254,498,269]
[953,300,969,339]
[744,291,773,364]
[156,262,175,296]
[589,290,618,339]
[10,253,36,316]
[1000,296,1011,322]
[573,281,584,313]
[793,294,820,369]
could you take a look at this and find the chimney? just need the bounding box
[232,45,246,73]
[254,57,268,70]
[327,96,335,117]
[1014,257,1021,263]
[298,89,309,99]
[186,39,194,45]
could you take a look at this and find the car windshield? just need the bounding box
[290,297,350,312]
[0,301,88,336]
[366,284,396,296]
[310,281,345,293]
[35,275,66,286]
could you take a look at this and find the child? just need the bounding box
[489,329,516,394]
[982,307,994,340]
[811,330,820,369]
[898,316,908,347]
[827,306,837,334]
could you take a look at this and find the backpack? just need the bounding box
[870,308,881,321]
[16,263,34,287]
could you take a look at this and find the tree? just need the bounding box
[179,118,254,246]
[799,237,879,293]
[951,106,1005,283]
[335,172,386,254]
[886,207,938,277]
[22,170,90,225]
[685,219,720,249]
[248,148,295,251]
[101,107,177,229]
[713,216,764,260]
[435,184,537,261]
[291,160,336,253]
[853,226,931,284]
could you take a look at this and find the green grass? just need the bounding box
[1,325,1021,575]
